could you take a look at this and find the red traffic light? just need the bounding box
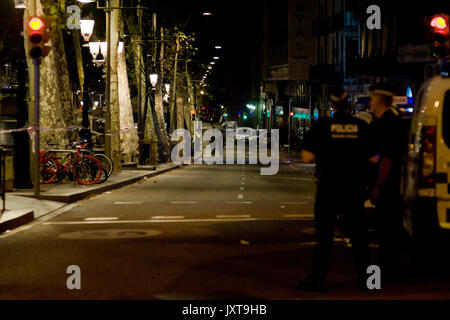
[29,17,44,31]
[289,112,294,116]
[28,17,44,44]
[431,16,447,29]
[27,16,52,59]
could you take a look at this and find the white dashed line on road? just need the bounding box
[84,217,119,221]
[114,202,143,205]
[216,215,251,218]
[238,194,244,199]
[170,201,198,204]
[152,216,185,220]
[225,201,253,204]
[240,187,244,191]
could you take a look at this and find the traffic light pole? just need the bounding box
[33,59,40,196]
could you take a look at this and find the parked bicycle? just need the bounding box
[69,139,113,184]
[40,146,103,185]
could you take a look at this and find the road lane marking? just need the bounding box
[84,217,119,221]
[152,216,184,220]
[280,205,286,209]
[240,187,244,191]
[43,216,312,225]
[225,201,253,204]
[113,202,143,205]
[59,229,162,239]
[216,215,251,218]
[170,201,198,204]
[280,202,308,205]
[238,194,244,199]
[43,218,258,225]
[241,182,245,185]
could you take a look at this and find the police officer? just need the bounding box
[297,87,371,291]
[368,83,408,283]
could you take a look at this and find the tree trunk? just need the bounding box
[154,26,170,161]
[24,0,73,150]
[169,35,180,133]
[72,31,84,92]
[176,96,184,130]
[110,0,121,171]
[118,12,138,163]
[118,41,138,163]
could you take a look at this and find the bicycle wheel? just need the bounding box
[76,155,102,185]
[40,152,59,184]
[94,153,113,183]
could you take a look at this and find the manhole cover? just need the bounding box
[59,229,162,240]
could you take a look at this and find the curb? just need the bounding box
[21,164,184,204]
[0,210,34,234]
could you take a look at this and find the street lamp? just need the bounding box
[77,0,96,3]
[149,73,158,89]
[215,46,222,49]
[89,41,100,59]
[80,19,95,44]
[14,0,26,9]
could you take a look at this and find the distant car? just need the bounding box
[235,127,254,141]
[222,121,237,130]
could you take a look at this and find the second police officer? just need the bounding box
[298,87,372,291]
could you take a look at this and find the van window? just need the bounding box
[444,90,450,148]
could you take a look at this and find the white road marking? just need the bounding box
[42,217,309,225]
[241,182,245,185]
[152,216,184,220]
[280,205,286,209]
[280,201,308,205]
[225,201,253,204]
[240,187,244,191]
[216,215,251,218]
[113,202,143,205]
[84,217,119,221]
[170,201,198,204]
[238,194,244,199]
[43,218,257,225]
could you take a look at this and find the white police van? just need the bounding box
[402,75,450,240]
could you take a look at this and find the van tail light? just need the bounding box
[419,125,436,187]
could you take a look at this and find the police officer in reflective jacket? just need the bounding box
[297,87,371,291]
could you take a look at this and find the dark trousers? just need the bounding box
[311,186,370,282]
[376,193,404,278]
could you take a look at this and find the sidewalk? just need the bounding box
[279,150,316,177]
[0,162,183,233]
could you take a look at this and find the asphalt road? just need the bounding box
[1,161,450,299]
